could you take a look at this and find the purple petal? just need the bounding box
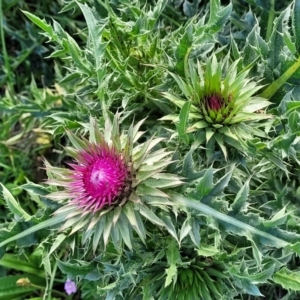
[64,279,77,295]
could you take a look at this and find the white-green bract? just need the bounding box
[46,116,183,252]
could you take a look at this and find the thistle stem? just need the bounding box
[106,46,140,89]
[173,193,289,248]
[46,250,62,300]
[266,0,275,42]
[184,47,192,81]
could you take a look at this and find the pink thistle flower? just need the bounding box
[67,143,130,212]
[205,94,223,111]
[45,117,183,250]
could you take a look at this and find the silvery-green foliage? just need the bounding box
[1,0,300,299]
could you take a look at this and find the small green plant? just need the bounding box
[161,55,272,159]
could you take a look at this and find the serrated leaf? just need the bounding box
[21,182,48,197]
[1,184,31,221]
[260,56,300,100]
[241,281,263,296]
[264,152,289,174]
[22,11,53,36]
[274,134,296,154]
[166,239,181,265]
[274,267,300,291]
[160,215,178,242]
[197,244,219,256]
[209,1,232,33]
[283,30,296,54]
[251,265,275,284]
[268,6,291,69]
[243,22,268,66]
[208,166,234,197]
[264,204,290,228]
[189,218,201,246]
[251,240,262,266]
[286,242,300,256]
[175,23,193,76]
[230,35,240,61]
[178,101,191,143]
[67,35,91,74]
[172,193,290,248]
[208,0,219,24]
[196,167,214,197]
[182,149,206,181]
[165,264,177,287]
[57,260,97,277]
[293,0,300,52]
[231,178,250,213]
[45,234,67,260]
[179,218,192,243]
[77,2,106,72]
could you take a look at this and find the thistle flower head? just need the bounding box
[161,55,272,159]
[46,116,183,252]
[205,94,224,111]
[69,144,130,211]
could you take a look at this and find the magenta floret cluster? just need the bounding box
[68,145,128,211]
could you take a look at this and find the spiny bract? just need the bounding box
[161,55,272,159]
[46,116,183,252]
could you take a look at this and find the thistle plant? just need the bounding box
[2,0,300,299]
[46,116,182,252]
[161,55,272,159]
